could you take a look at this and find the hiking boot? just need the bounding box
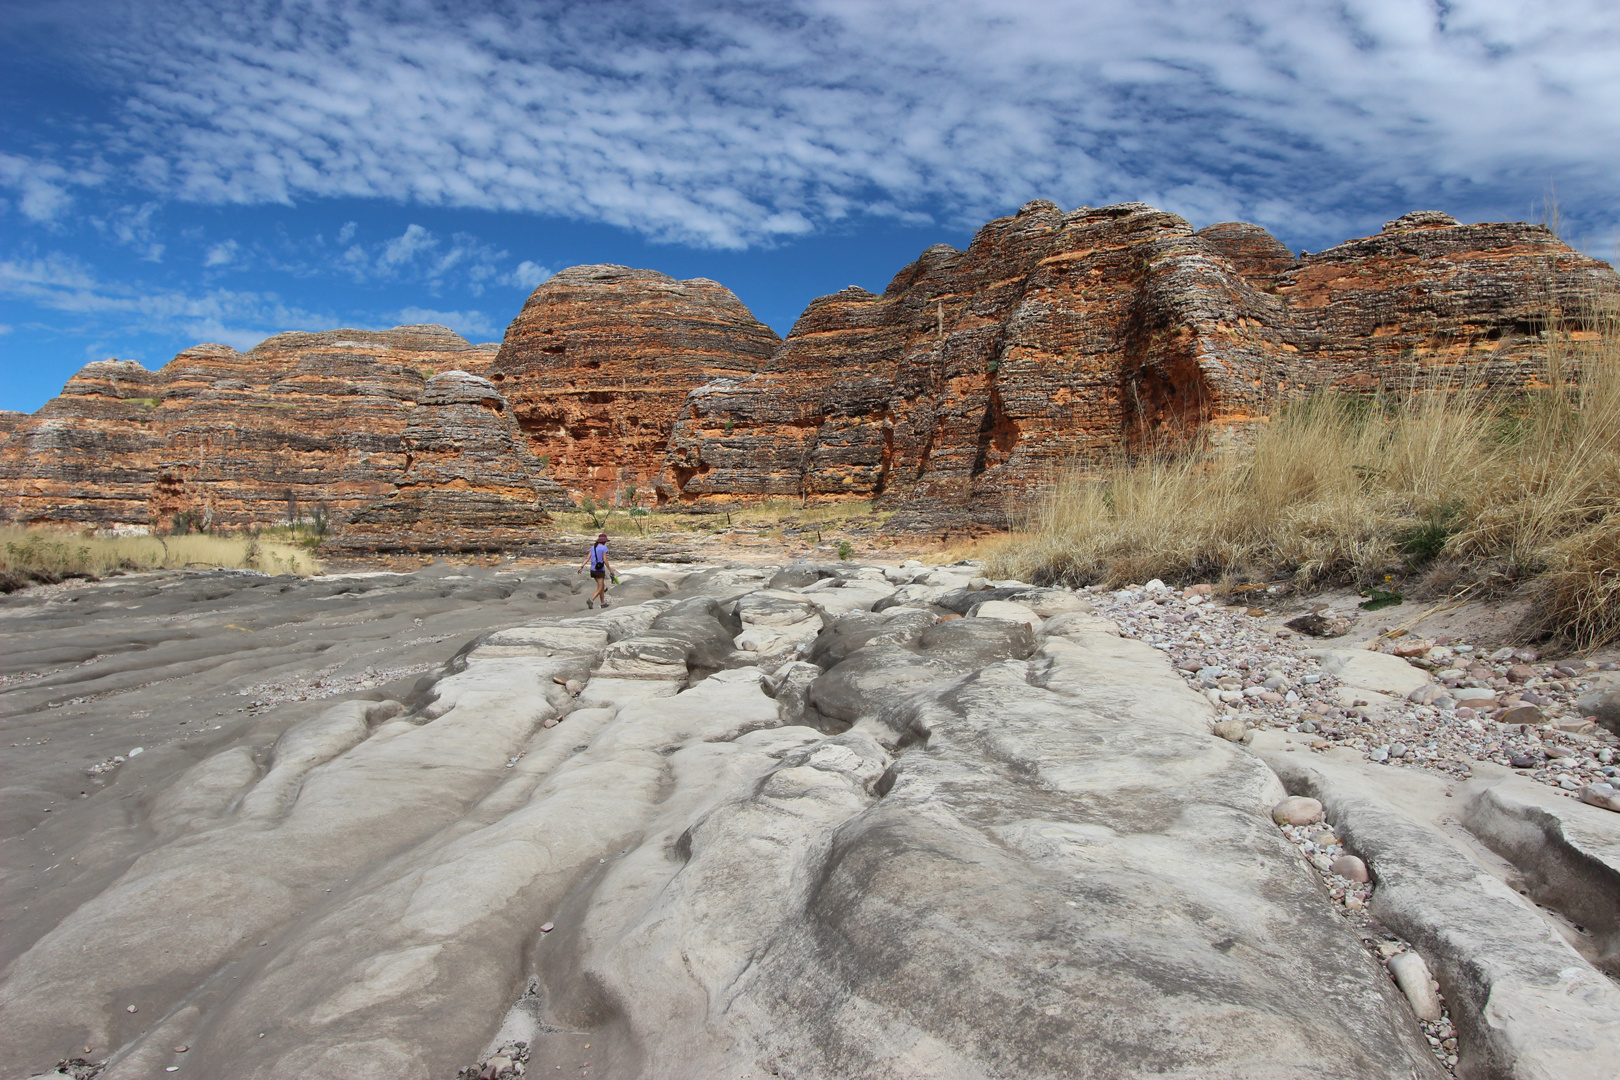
[601,601,610,608]
[585,599,593,609]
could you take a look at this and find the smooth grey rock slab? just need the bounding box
[1575,684,1620,736]
[1264,752,1620,1080]
[1460,771,1620,975]
[766,562,849,590]
[1309,648,1432,697]
[557,626,1442,1079]
[0,581,1455,1080]
[584,632,1441,1079]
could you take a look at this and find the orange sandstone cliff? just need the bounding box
[0,325,556,539]
[4,205,1616,546]
[490,265,780,504]
[656,203,1620,519]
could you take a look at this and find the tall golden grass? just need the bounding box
[986,307,1620,649]
[0,528,320,592]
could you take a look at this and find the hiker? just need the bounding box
[579,532,613,608]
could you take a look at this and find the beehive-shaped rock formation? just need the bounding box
[657,203,1620,514]
[490,265,779,504]
[0,325,497,532]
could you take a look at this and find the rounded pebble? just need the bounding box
[1271,796,1324,826]
[1330,855,1369,882]
[1388,951,1443,1021]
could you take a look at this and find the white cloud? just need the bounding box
[0,153,101,223]
[379,223,435,268]
[203,239,238,266]
[507,260,553,291]
[88,201,167,262]
[0,250,332,351]
[326,222,513,292]
[13,1,1620,253]
[393,306,500,341]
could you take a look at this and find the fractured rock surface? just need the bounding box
[0,560,1522,1080]
[332,371,572,553]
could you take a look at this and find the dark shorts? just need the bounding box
[590,570,606,580]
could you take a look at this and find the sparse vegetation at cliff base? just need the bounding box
[0,528,320,592]
[987,311,1620,649]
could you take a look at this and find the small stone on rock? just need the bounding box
[1331,855,1369,882]
[1497,704,1544,726]
[1388,951,1443,1021]
[1271,796,1324,826]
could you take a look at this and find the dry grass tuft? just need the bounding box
[550,498,887,538]
[987,306,1620,649]
[0,528,320,592]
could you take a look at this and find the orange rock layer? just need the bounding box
[0,326,567,544]
[490,265,779,505]
[657,204,1620,515]
[4,206,1616,546]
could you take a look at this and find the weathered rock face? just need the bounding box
[6,208,1616,539]
[0,326,499,534]
[491,265,780,504]
[330,371,572,553]
[658,202,1620,513]
[0,565,1454,1080]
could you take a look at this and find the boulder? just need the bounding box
[1312,649,1432,697]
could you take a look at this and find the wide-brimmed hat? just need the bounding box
[596,533,609,541]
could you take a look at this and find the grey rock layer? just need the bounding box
[1,570,1460,1079]
[1264,752,1620,1080]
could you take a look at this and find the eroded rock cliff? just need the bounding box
[330,371,571,553]
[491,265,780,504]
[0,326,529,541]
[658,202,1620,514]
[6,207,1617,542]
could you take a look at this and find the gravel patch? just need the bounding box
[1084,580,1620,807]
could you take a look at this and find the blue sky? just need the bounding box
[3,0,1618,413]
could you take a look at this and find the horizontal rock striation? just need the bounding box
[491,265,779,504]
[328,371,572,553]
[0,326,525,543]
[658,202,1620,515]
[5,206,1617,543]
